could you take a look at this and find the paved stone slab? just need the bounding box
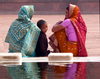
[0,14,100,79]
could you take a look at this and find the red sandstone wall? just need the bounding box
[0,0,99,14]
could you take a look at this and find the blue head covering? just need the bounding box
[18,5,34,22]
[5,5,40,57]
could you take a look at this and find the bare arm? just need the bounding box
[52,24,65,32]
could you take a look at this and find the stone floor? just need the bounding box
[0,14,100,79]
[0,14,100,56]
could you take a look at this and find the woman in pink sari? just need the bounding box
[51,4,87,56]
[50,4,87,79]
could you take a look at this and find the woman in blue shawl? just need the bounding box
[5,5,41,79]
